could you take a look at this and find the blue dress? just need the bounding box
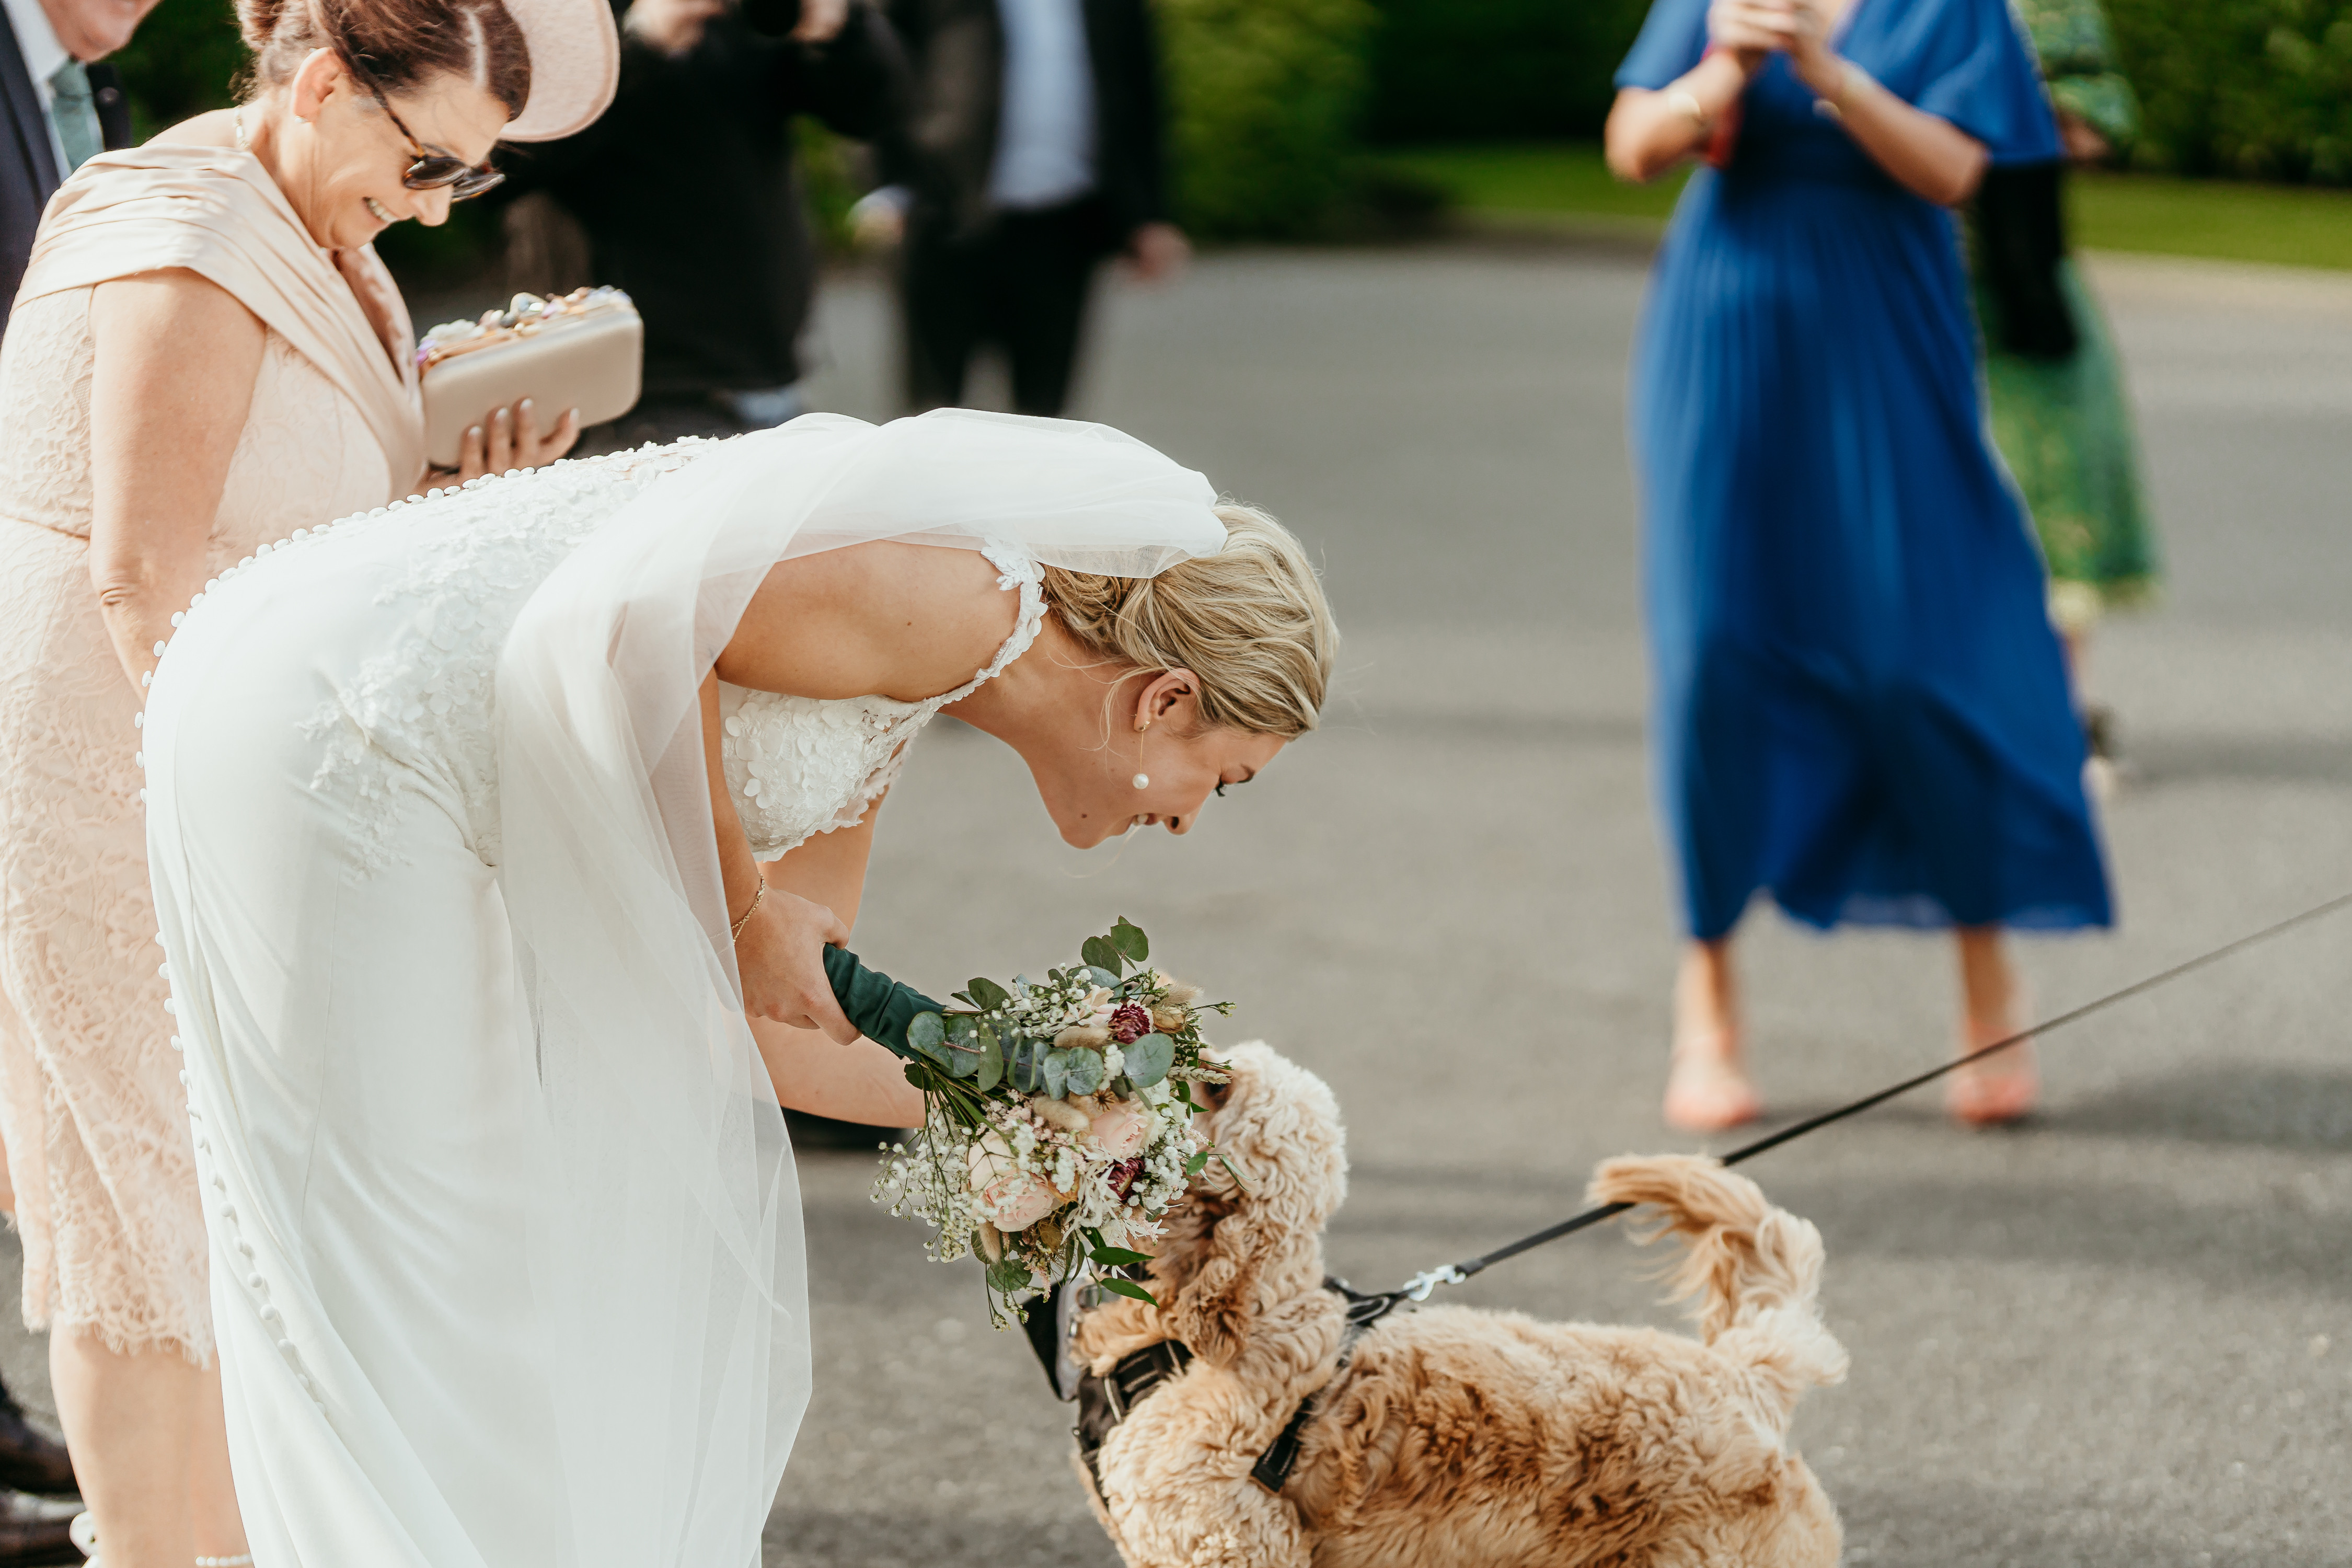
[1619,0,2114,941]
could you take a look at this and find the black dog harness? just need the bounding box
[1068,1277,1404,1495]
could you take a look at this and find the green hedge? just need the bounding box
[2109,0,2352,181]
[1159,0,1378,237]
[1365,0,1648,143]
[109,0,242,138]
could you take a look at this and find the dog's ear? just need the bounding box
[1163,1201,1277,1368]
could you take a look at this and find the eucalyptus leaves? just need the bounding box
[871,920,1234,1327]
[902,919,1188,1100]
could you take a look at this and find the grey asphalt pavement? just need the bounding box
[6,241,2346,1568]
[773,245,2352,1567]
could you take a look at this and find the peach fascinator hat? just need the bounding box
[498,0,619,141]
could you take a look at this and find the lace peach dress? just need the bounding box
[0,144,421,1359]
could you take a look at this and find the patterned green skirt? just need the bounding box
[1977,257,2159,632]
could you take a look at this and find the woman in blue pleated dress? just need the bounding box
[1607,0,2112,1131]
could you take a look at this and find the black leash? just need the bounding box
[1384,888,2352,1306]
[1082,891,2352,1497]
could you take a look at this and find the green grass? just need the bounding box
[1380,141,2352,272]
[1379,142,1693,224]
[2068,171,2352,271]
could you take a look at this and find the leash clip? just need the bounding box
[1400,1263,1467,1302]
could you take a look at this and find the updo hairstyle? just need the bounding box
[237,0,532,121]
[1041,504,1338,739]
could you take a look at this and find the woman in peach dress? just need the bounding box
[0,0,610,1559]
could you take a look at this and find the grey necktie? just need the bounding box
[48,61,102,175]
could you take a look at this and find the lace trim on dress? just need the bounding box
[719,541,1046,860]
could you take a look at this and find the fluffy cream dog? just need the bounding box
[1070,1041,1849,1568]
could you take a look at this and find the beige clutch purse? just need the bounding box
[418,287,643,468]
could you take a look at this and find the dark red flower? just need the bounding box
[1110,1003,1151,1043]
[1108,1156,1145,1201]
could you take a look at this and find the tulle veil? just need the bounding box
[491,409,1226,1565]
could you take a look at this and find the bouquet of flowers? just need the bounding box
[861,919,1235,1325]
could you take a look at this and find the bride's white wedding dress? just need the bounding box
[139,411,1225,1567]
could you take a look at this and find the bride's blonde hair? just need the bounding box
[1040,504,1337,738]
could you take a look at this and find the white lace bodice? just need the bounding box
[251,442,1039,873]
[719,545,1043,858]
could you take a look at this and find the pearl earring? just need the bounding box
[1132,773,1150,789]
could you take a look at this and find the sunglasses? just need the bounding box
[343,52,506,201]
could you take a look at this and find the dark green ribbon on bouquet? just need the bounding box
[821,944,943,1061]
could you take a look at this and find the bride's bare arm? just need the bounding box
[706,543,1007,1121]
[701,673,857,1046]
[87,270,266,690]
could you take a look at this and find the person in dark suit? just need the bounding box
[497,0,906,451]
[866,0,1186,417]
[2,0,140,341]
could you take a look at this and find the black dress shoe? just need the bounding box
[0,1379,75,1498]
[0,1493,83,1566]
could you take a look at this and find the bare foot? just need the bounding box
[1666,941,1760,1132]
[1950,931,2038,1127]
[1947,1007,2038,1127]
[1664,1050,1763,1133]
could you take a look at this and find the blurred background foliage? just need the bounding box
[2106,0,2352,181]
[1363,0,1647,143]
[92,0,2352,256]
[110,0,240,137]
[1158,0,1377,237]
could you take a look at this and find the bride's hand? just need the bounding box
[736,884,860,1044]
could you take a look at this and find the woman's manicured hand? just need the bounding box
[455,397,581,482]
[1707,0,1795,73]
[735,884,860,1044]
[1781,0,1851,99]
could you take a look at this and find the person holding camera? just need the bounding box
[497,0,908,449]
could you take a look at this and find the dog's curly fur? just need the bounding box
[1070,1042,1849,1568]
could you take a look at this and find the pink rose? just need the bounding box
[1088,1099,1150,1159]
[968,1133,1059,1229]
[978,1172,1058,1230]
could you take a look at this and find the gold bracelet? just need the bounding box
[1666,88,1709,129]
[730,878,766,941]
[1816,60,1866,122]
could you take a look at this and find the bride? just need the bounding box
[138,409,1335,1566]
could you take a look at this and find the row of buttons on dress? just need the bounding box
[137,445,701,1413]
[140,464,558,1413]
